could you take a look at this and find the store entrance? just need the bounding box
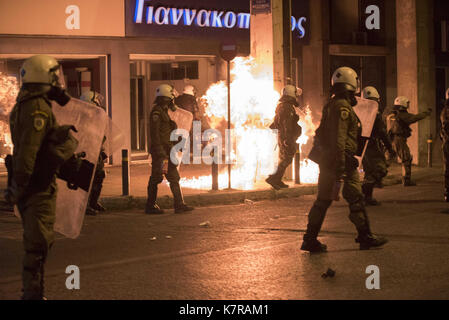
[129,54,217,161]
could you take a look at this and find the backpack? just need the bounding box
[386,110,400,136]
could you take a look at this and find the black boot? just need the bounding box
[170,182,194,213]
[265,175,281,190]
[278,181,290,189]
[300,200,330,253]
[351,209,388,250]
[402,164,416,186]
[145,180,164,214]
[362,183,380,206]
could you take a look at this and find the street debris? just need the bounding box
[273,215,281,219]
[321,268,336,278]
[165,236,173,239]
[150,237,157,241]
[244,199,254,205]
[199,221,211,227]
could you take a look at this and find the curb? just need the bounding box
[99,167,442,212]
[101,185,318,212]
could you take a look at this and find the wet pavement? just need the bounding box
[1,172,449,300]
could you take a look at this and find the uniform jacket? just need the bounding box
[175,94,200,121]
[10,85,59,194]
[388,107,429,138]
[271,96,302,145]
[149,104,177,158]
[311,97,361,175]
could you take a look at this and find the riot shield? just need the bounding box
[168,107,194,132]
[104,119,126,156]
[353,97,378,138]
[353,97,379,165]
[167,107,193,165]
[52,98,108,238]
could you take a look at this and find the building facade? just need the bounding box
[0,0,445,165]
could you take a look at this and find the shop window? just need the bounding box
[150,61,199,81]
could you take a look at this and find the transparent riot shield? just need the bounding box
[104,119,126,156]
[353,97,378,138]
[168,107,193,165]
[353,97,379,165]
[168,107,194,132]
[51,98,108,238]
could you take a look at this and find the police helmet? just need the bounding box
[20,55,60,85]
[394,96,410,109]
[362,86,380,101]
[80,90,105,110]
[183,85,196,97]
[331,67,360,93]
[282,85,303,99]
[156,84,175,100]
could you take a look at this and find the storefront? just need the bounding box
[0,0,310,164]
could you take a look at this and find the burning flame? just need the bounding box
[179,57,319,190]
[0,72,18,161]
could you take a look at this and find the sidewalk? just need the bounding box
[0,161,444,211]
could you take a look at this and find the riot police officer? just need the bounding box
[440,89,449,202]
[175,85,201,121]
[146,84,194,214]
[266,85,302,190]
[361,86,395,205]
[80,91,107,216]
[6,55,71,299]
[301,67,388,253]
[386,96,432,186]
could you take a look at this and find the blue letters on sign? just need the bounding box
[133,0,307,38]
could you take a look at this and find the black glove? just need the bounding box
[4,180,23,205]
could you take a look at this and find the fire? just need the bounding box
[0,72,18,161]
[179,57,319,190]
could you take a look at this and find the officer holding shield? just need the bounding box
[145,84,194,214]
[301,67,388,253]
[80,91,107,216]
[361,87,395,205]
[6,55,71,299]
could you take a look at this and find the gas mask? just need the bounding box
[168,99,177,112]
[48,66,71,106]
[349,92,358,107]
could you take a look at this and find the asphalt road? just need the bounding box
[1,174,449,300]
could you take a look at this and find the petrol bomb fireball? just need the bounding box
[179,57,319,190]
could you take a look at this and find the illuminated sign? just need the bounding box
[133,0,307,39]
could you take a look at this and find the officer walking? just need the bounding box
[80,91,107,216]
[386,96,432,186]
[266,85,303,190]
[145,84,194,214]
[361,86,395,205]
[301,67,388,253]
[440,89,449,202]
[6,55,71,299]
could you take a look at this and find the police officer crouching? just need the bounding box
[6,55,73,299]
[80,91,107,216]
[386,96,432,186]
[266,85,302,190]
[301,67,388,253]
[361,86,395,206]
[146,84,194,214]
